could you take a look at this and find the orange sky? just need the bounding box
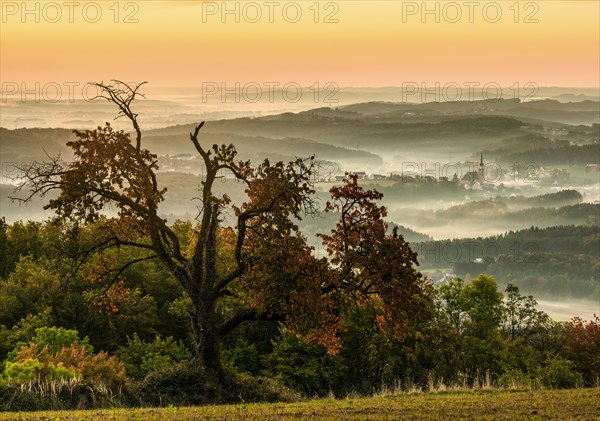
[1,1,599,88]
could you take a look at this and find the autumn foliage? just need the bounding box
[318,175,433,344]
[563,315,600,385]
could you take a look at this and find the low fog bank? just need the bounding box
[2,86,599,130]
[536,298,599,322]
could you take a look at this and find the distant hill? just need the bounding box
[143,131,382,167]
[3,98,597,168]
[342,99,600,125]
[0,127,75,162]
[0,126,382,170]
[414,224,600,300]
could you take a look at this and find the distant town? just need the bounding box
[157,153,599,190]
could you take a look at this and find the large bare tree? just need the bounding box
[15,81,318,372]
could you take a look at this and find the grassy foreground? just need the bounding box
[1,388,599,420]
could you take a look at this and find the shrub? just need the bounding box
[30,326,92,354]
[5,327,126,387]
[233,373,301,403]
[262,330,346,396]
[55,343,126,386]
[139,360,301,406]
[496,367,534,389]
[139,361,221,406]
[539,356,582,389]
[223,337,260,375]
[4,358,44,382]
[116,333,191,379]
[4,358,76,383]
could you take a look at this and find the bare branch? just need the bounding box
[90,80,147,151]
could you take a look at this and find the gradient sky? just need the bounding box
[1,1,599,89]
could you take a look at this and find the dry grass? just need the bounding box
[1,388,599,420]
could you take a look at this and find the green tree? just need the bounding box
[503,283,549,340]
[0,256,61,327]
[438,274,504,380]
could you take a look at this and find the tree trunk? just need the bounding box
[190,298,223,375]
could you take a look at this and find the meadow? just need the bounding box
[1,388,599,420]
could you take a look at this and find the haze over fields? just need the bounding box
[2,90,599,320]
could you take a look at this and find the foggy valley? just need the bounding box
[2,91,599,321]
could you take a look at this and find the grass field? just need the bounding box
[1,388,599,420]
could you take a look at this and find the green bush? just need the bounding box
[496,367,534,389]
[4,358,75,383]
[138,361,301,406]
[233,373,301,403]
[262,329,347,397]
[539,357,582,389]
[30,326,92,354]
[4,358,44,382]
[223,337,260,375]
[139,361,221,406]
[116,333,192,379]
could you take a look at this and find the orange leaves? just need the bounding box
[15,342,46,362]
[87,279,134,316]
[317,175,434,345]
[218,226,237,250]
[304,313,343,356]
[14,340,126,384]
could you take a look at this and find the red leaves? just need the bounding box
[319,174,387,267]
[317,174,433,345]
[564,315,600,352]
[238,173,433,354]
[563,314,600,383]
[87,279,133,316]
[235,173,432,354]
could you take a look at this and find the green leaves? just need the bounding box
[28,326,92,355]
[116,333,191,379]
